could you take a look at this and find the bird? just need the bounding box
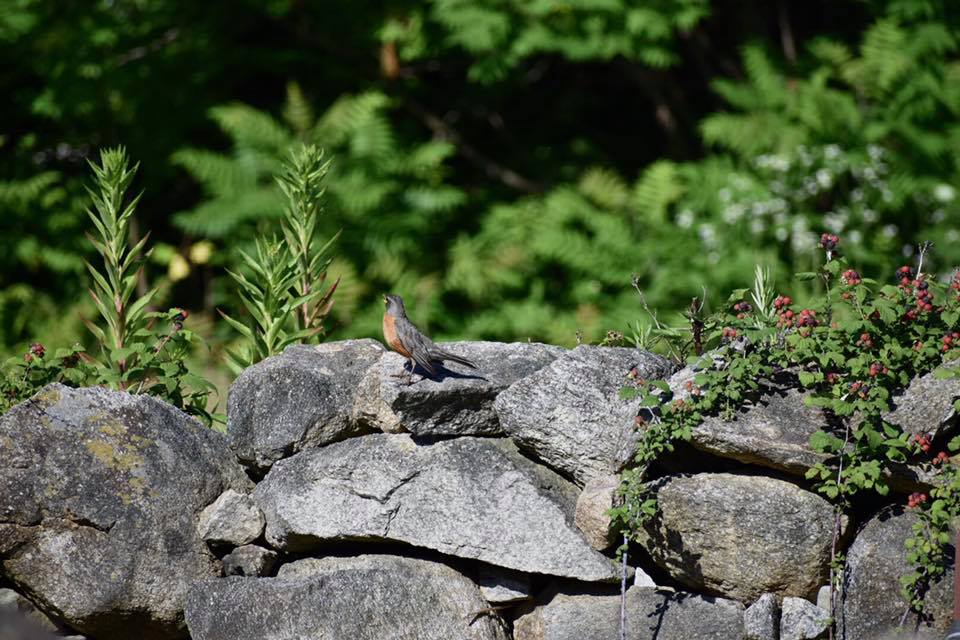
[382,293,477,382]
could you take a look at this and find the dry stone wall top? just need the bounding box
[1,339,957,640]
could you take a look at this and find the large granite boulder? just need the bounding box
[675,372,935,493]
[839,506,953,639]
[513,585,745,640]
[355,341,564,436]
[185,554,509,640]
[634,473,838,602]
[0,384,251,639]
[495,346,675,485]
[252,434,617,581]
[226,340,385,472]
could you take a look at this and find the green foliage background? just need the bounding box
[2,0,959,363]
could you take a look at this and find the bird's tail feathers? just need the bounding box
[431,349,477,369]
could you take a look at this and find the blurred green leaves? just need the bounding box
[2,0,959,367]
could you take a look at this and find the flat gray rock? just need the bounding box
[477,566,531,603]
[634,473,838,602]
[885,360,960,439]
[839,506,953,639]
[222,544,277,577]
[495,345,675,485]
[780,597,829,640]
[226,340,385,471]
[252,434,617,581]
[677,371,936,494]
[0,384,251,639]
[197,489,264,546]
[744,593,779,640]
[186,554,508,640]
[356,341,563,436]
[688,380,828,476]
[513,585,745,639]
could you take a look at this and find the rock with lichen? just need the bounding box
[0,384,251,639]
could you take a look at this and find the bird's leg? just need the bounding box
[405,358,420,385]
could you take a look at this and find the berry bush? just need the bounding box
[615,234,960,631]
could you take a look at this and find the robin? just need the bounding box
[382,294,477,382]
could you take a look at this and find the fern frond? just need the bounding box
[632,161,682,222]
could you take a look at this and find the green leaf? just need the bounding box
[619,387,640,400]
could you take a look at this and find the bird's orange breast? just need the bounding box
[382,313,412,358]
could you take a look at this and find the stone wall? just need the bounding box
[1,340,958,639]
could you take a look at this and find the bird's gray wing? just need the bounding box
[395,317,437,376]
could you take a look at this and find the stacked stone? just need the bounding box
[0,341,956,639]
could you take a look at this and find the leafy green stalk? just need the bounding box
[220,235,323,373]
[277,144,340,337]
[221,144,340,374]
[83,147,157,389]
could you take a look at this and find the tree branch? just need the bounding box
[405,100,543,194]
[114,28,180,66]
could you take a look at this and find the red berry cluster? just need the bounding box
[721,326,738,340]
[626,367,646,387]
[172,308,189,332]
[849,380,869,398]
[732,301,752,319]
[826,372,840,384]
[774,296,797,328]
[856,333,874,349]
[944,332,960,352]
[914,280,934,314]
[867,362,888,377]
[932,451,950,465]
[908,492,928,509]
[952,272,960,301]
[913,434,932,453]
[819,233,840,252]
[24,342,45,363]
[683,379,702,396]
[797,309,818,327]
[841,269,862,286]
[896,269,937,319]
[896,265,915,285]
